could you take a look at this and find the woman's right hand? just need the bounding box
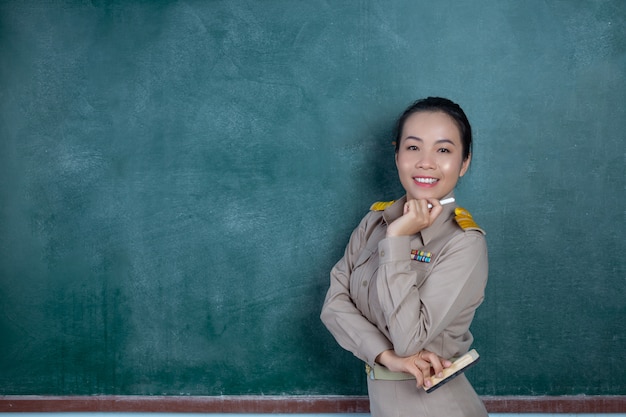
[386,198,443,237]
[376,349,452,388]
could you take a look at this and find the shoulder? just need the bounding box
[454,207,486,235]
[444,207,488,261]
[370,200,395,211]
[342,201,389,255]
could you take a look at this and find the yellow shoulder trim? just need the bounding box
[454,207,486,234]
[370,200,395,211]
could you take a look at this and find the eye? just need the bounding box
[406,145,419,151]
[438,147,451,153]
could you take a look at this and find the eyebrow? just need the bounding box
[404,136,457,146]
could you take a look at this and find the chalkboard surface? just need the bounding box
[1,0,625,396]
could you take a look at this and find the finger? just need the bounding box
[416,363,433,388]
[429,356,445,378]
[421,365,432,383]
[427,200,443,220]
[423,351,441,373]
[416,199,430,213]
[426,198,441,209]
[414,370,425,388]
[420,351,444,378]
[414,357,432,383]
[405,199,418,214]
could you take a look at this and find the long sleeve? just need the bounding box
[320,214,393,365]
[376,230,488,357]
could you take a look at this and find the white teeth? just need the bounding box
[415,177,438,184]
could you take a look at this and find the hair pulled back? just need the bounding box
[393,97,472,160]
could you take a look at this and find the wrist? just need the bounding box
[375,349,394,366]
[379,235,411,264]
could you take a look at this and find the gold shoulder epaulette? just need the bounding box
[454,207,485,234]
[370,200,395,211]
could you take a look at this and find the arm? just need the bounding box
[320,214,393,365]
[376,231,488,357]
[321,234,453,389]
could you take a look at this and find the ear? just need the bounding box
[459,153,471,177]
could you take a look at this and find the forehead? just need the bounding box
[402,111,462,142]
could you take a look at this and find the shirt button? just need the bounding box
[362,280,368,287]
[380,250,385,257]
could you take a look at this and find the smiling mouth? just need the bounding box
[414,177,438,185]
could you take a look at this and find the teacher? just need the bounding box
[321,97,489,416]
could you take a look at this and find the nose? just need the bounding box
[415,152,436,169]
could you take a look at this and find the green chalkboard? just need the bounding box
[1,0,625,396]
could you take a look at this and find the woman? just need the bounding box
[321,97,488,416]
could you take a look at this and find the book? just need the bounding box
[424,349,480,393]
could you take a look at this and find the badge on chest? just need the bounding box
[410,249,432,263]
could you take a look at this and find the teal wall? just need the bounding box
[1,0,625,396]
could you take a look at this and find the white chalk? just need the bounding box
[427,197,455,209]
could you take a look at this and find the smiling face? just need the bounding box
[395,111,471,202]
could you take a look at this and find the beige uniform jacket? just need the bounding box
[321,195,488,417]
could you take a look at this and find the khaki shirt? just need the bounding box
[321,195,488,366]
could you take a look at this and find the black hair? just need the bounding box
[393,97,472,160]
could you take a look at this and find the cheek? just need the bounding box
[439,157,465,176]
[438,158,454,171]
[395,154,412,172]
